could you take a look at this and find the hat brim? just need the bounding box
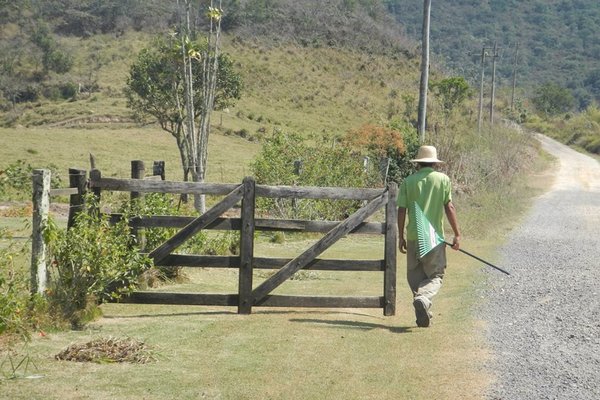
[410,158,444,163]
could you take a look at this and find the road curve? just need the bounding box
[481,135,600,399]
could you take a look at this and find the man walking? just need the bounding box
[397,145,461,327]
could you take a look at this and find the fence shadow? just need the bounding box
[289,318,412,334]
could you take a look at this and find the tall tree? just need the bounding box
[125,1,241,212]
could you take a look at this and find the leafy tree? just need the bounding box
[430,76,472,118]
[126,1,241,212]
[344,121,419,184]
[532,82,575,116]
[125,37,241,204]
[30,24,73,75]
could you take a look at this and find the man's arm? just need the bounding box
[444,201,461,250]
[397,207,407,254]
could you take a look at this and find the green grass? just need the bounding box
[0,136,551,399]
[0,127,259,183]
[1,235,490,400]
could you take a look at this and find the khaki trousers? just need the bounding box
[406,240,447,307]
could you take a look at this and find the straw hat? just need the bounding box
[411,145,444,163]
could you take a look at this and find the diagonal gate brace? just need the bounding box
[251,190,389,305]
[148,185,244,264]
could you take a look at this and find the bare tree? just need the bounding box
[195,1,223,212]
[179,0,223,212]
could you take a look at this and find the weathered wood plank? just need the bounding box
[154,255,384,271]
[91,177,240,195]
[255,185,383,200]
[122,292,383,309]
[90,176,385,200]
[148,185,244,264]
[124,292,238,306]
[251,192,389,305]
[67,168,87,228]
[130,160,145,249]
[49,187,79,196]
[111,215,385,234]
[257,295,384,308]
[383,183,398,316]
[238,177,255,314]
[31,169,50,295]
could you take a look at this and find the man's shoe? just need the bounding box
[413,297,431,327]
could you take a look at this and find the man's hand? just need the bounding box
[399,238,407,254]
[451,235,461,251]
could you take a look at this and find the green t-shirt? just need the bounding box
[397,167,452,240]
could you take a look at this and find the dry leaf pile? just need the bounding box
[55,337,155,364]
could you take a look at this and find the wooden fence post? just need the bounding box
[384,182,398,316]
[238,177,256,314]
[89,169,102,215]
[153,161,165,180]
[31,169,50,295]
[131,160,146,249]
[67,168,87,228]
[131,160,145,200]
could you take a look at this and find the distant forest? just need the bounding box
[2,0,599,109]
[385,0,600,109]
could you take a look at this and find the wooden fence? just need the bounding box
[32,162,398,315]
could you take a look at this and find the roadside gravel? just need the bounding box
[480,135,600,399]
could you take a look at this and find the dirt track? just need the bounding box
[481,135,600,399]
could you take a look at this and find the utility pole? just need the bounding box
[511,41,519,111]
[489,41,500,125]
[417,0,432,143]
[477,47,487,133]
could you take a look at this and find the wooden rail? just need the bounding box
[32,161,398,315]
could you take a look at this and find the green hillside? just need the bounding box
[386,0,600,109]
[0,0,427,136]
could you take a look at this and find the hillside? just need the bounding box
[0,0,425,135]
[386,0,600,109]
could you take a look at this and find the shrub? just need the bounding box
[59,82,79,99]
[0,229,32,339]
[251,130,375,220]
[344,120,420,184]
[44,199,151,329]
[124,193,240,281]
[0,160,62,201]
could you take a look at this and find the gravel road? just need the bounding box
[481,135,600,399]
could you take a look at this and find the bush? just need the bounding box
[251,130,376,220]
[344,120,420,185]
[45,199,151,329]
[0,229,32,339]
[0,161,62,201]
[59,82,79,99]
[430,123,537,195]
[124,193,240,281]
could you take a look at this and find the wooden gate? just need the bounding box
[89,169,398,316]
